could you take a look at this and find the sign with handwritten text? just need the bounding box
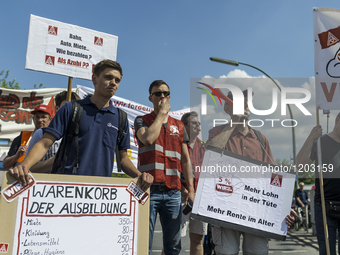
[0,173,148,255]
[26,14,118,80]
[191,146,295,241]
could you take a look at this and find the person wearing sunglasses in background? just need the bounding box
[134,80,195,255]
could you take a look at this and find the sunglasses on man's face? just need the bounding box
[190,121,201,126]
[151,91,170,97]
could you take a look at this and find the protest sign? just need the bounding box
[25,14,118,80]
[0,87,67,164]
[313,7,340,110]
[0,172,148,255]
[191,146,295,241]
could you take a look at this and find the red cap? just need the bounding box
[31,104,52,116]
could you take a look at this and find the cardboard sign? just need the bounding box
[25,15,118,80]
[191,146,295,241]
[0,173,149,255]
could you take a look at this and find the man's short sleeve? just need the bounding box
[134,116,147,134]
[134,116,148,146]
[45,101,72,140]
[7,134,22,157]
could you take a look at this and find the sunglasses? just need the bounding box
[190,121,201,126]
[151,91,170,97]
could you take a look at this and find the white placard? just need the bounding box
[313,7,340,110]
[11,180,140,255]
[191,146,295,240]
[26,14,118,80]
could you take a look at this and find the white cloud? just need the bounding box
[225,69,265,78]
[195,70,335,162]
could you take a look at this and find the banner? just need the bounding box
[25,15,118,80]
[313,7,340,110]
[77,85,190,173]
[0,88,66,163]
[191,146,295,241]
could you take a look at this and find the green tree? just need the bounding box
[0,70,20,89]
[33,83,44,89]
[0,70,44,90]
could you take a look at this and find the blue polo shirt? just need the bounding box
[295,189,309,207]
[45,96,130,177]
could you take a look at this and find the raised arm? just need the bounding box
[296,125,322,166]
[3,145,27,169]
[136,102,170,146]
[207,102,245,149]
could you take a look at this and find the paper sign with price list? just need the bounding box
[0,173,149,255]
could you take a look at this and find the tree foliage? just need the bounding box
[34,83,44,89]
[0,70,44,90]
[0,70,20,89]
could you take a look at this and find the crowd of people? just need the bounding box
[6,59,339,255]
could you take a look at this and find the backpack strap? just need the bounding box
[200,140,206,159]
[51,100,83,174]
[115,108,127,172]
[71,100,83,174]
[252,129,265,158]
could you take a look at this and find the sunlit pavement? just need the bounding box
[151,216,320,255]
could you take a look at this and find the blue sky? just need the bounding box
[1,0,339,161]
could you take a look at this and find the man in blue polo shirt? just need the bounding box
[295,182,310,209]
[9,59,153,190]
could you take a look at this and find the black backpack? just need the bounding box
[51,100,127,174]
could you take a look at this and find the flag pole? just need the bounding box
[67,77,73,102]
[316,109,330,255]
